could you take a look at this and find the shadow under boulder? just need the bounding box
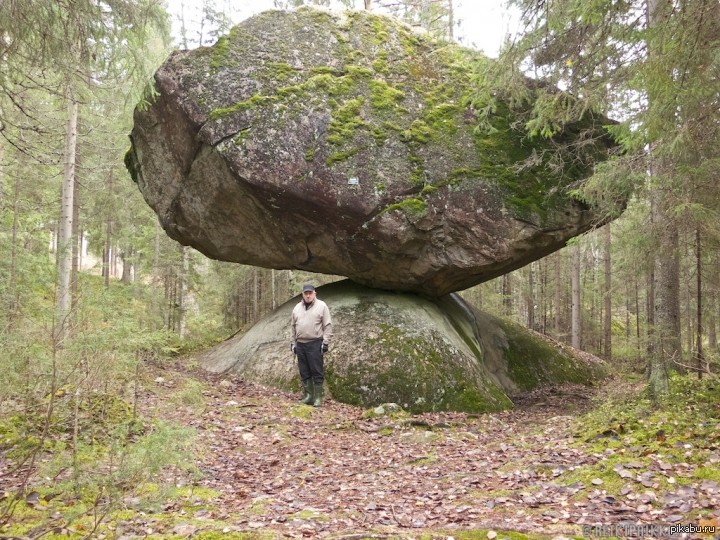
[198,280,606,413]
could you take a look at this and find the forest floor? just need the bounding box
[3,358,720,540]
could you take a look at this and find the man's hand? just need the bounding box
[322,343,329,353]
[291,344,296,354]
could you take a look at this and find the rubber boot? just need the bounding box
[299,379,314,405]
[312,381,324,407]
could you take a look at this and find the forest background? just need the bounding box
[1,0,719,534]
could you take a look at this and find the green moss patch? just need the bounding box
[326,98,367,146]
[369,79,405,110]
[209,94,276,120]
[382,197,428,217]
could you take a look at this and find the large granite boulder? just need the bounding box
[198,280,606,413]
[127,7,616,296]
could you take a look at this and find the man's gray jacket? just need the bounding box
[291,298,333,346]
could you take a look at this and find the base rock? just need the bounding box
[198,280,606,413]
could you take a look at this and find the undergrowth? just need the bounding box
[562,373,720,494]
[576,373,720,455]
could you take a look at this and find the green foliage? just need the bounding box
[525,91,585,139]
[39,419,196,496]
[0,0,171,126]
[571,157,641,220]
[381,0,455,42]
[486,0,720,308]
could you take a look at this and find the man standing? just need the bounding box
[291,284,333,407]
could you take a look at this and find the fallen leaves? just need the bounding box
[165,374,717,537]
[5,364,718,539]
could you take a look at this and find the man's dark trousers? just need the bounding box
[296,338,324,385]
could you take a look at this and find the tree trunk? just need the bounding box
[684,233,693,357]
[604,224,612,361]
[625,281,631,347]
[0,142,3,207]
[526,263,535,330]
[163,268,172,330]
[112,241,118,278]
[364,0,372,11]
[587,253,597,351]
[151,218,161,321]
[56,88,79,340]
[121,246,133,283]
[571,243,582,349]
[104,218,111,288]
[71,147,80,310]
[447,0,454,42]
[695,228,703,378]
[651,198,680,394]
[647,0,679,401]
[708,257,718,351]
[635,277,642,355]
[646,267,654,349]
[502,273,512,317]
[8,144,22,323]
[539,257,547,333]
[178,246,189,338]
[554,252,562,336]
[650,201,680,395]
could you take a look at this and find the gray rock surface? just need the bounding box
[128,7,616,296]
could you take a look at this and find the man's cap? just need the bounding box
[302,284,316,292]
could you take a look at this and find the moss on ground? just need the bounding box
[556,374,720,501]
[289,404,317,419]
